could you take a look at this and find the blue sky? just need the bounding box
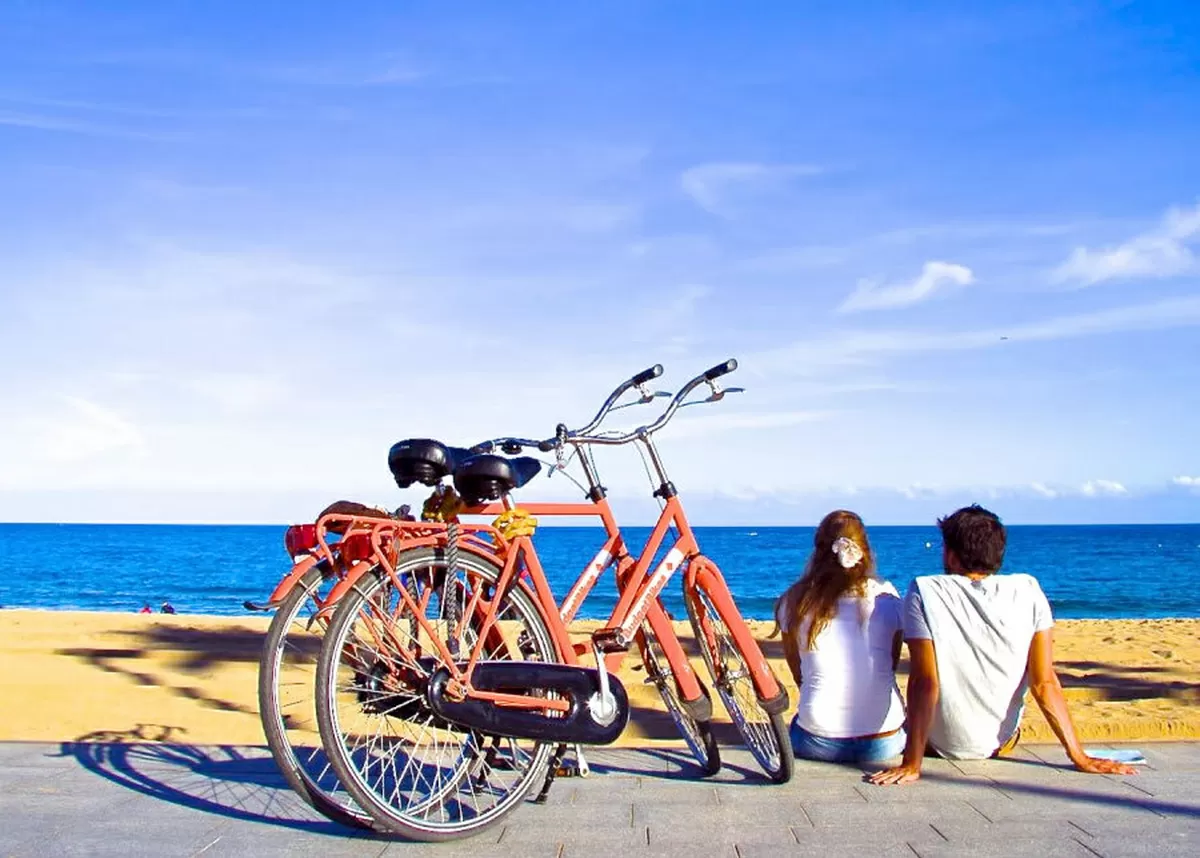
[1,1,1198,525]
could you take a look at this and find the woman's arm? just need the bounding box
[781,622,803,688]
[869,637,939,785]
[1026,630,1136,775]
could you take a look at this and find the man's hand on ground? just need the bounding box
[1071,755,1138,776]
[867,763,922,786]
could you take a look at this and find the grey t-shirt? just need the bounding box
[904,573,1054,760]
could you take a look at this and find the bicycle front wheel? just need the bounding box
[258,565,372,829]
[684,564,793,784]
[315,546,558,841]
[637,619,720,776]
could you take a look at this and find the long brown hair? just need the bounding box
[773,510,877,651]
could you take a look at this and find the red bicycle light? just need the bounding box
[340,532,374,563]
[285,524,318,556]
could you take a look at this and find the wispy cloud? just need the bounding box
[753,294,1200,375]
[1029,482,1059,498]
[1173,475,1200,488]
[1051,201,1200,286]
[838,260,974,313]
[668,409,832,438]
[1080,479,1128,497]
[680,161,822,215]
[0,110,184,141]
[38,397,145,463]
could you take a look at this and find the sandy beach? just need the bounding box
[2,609,1197,747]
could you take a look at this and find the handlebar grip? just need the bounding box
[632,364,664,385]
[537,438,557,452]
[471,441,495,454]
[703,358,738,380]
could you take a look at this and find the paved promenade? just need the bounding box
[0,740,1196,857]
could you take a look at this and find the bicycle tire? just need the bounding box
[637,619,721,776]
[315,546,557,841]
[257,566,372,829]
[684,571,794,784]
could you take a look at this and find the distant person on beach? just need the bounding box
[138,604,152,614]
[396,504,416,522]
[774,510,906,763]
[160,601,176,615]
[870,504,1137,785]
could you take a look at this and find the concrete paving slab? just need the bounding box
[2,742,1199,857]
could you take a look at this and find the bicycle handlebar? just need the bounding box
[567,358,739,447]
[470,363,664,455]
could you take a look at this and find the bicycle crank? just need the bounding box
[426,662,630,745]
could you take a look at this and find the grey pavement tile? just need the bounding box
[926,818,1097,842]
[858,776,1011,804]
[911,835,1101,858]
[643,843,738,858]
[383,840,558,858]
[511,798,635,829]
[0,742,78,768]
[635,800,797,829]
[0,764,75,792]
[717,779,866,806]
[190,826,390,858]
[801,799,985,829]
[573,775,643,800]
[633,781,721,805]
[966,794,1164,825]
[502,821,646,848]
[742,830,938,858]
[983,773,1155,803]
[646,818,797,848]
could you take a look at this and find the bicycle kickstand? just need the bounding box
[534,743,570,804]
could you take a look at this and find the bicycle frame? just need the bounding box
[324,492,711,717]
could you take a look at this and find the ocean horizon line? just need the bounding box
[1,520,1198,528]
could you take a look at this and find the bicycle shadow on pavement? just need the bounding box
[579,746,762,783]
[53,725,369,838]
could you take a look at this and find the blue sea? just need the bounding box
[0,524,1197,620]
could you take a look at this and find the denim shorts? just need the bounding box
[790,721,907,763]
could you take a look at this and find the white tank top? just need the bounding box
[781,578,906,738]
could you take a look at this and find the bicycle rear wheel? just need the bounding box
[637,618,720,776]
[684,564,793,784]
[258,565,371,829]
[314,546,557,841]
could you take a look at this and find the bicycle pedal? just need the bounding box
[554,765,583,778]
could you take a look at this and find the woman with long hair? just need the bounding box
[774,510,906,763]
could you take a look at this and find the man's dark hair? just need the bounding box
[938,504,1006,573]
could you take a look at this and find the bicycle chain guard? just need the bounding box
[426,662,629,745]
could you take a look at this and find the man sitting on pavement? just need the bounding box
[870,504,1137,785]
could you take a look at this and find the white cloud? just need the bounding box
[1173,476,1200,488]
[666,409,832,439]
[680,161,822,215]
[839,260,975,313]
[752,293,1200,376]
[1029,482,1058,498]
[1080,480,1128,497]
[1052,201,1200,285]
[0,110,181,140]
[39,398,145,463]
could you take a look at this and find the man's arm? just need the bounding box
[1026,629,1136,775]
[868,637,938,785]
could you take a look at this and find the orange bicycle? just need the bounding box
[253,384,664,829]
[313,360,794,840]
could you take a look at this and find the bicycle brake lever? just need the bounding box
[706,386,746,402]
